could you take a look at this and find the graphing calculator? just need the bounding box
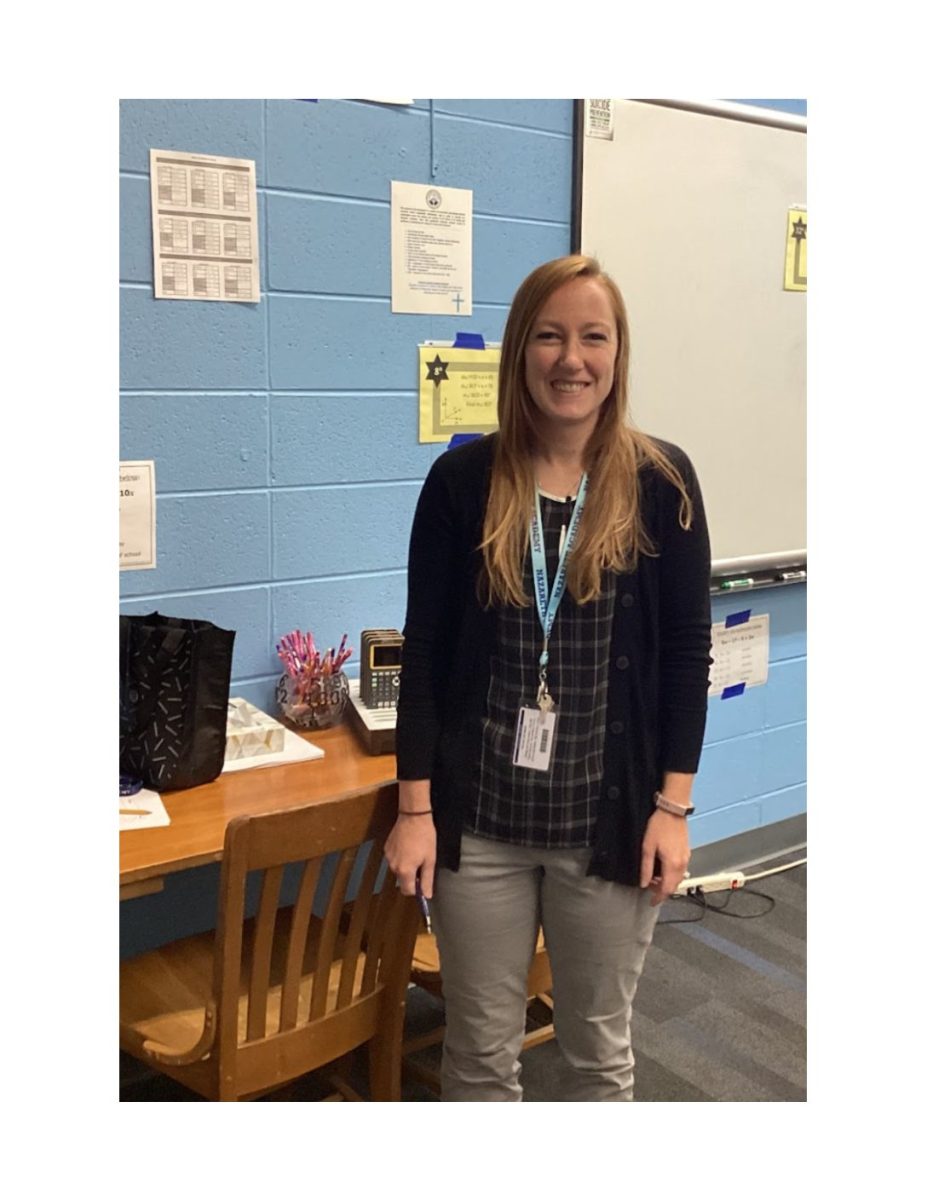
[359,629,404,709]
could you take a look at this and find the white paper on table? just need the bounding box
[120,788,170,832]
[149,148,260,303]
[222,727,325,773]
[708,614,770,697]
[390,180,472,315]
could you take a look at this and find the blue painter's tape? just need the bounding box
[726,610,751,627]
[453,332,485,349]
[721,683,746,699]
[447,433,482,451]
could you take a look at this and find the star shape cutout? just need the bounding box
[426,355,450,384]
[792,216,807,241]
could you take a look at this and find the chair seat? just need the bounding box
[410,929,549,994]
[121,910,364,1058]
[402,929,554,1093]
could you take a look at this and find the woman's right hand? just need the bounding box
[385,780,436,897]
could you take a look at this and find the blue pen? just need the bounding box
[415,876,432,934]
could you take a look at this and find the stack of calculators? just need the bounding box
[349,629,404,755]
[360,629,404,709]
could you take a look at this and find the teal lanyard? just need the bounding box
[529,474,588,700]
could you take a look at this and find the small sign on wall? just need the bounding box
[418,343,500,443]
[784,206,807,291]
[120,461,156,571]
[708,612,769,697]
[585,99,615,140]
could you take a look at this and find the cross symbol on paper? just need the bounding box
[453,293,464,312]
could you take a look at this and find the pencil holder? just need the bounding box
[275,670,349,731]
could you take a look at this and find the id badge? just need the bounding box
[512,703,558,771]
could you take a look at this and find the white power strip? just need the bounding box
[674,870,746,896]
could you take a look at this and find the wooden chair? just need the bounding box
[402,930,555,1094]
[120,787,420,1101]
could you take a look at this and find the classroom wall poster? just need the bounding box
[784,206,807,291]
[585,99,615,140]
[391,181,473,315]
[120,460,156,570]
[418,344,500,443]
[149,149,260,302]
[708,613,770,697]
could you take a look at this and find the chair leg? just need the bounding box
[369,991,409,1102]
[368,1028,402,1101]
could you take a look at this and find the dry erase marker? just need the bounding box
[721,578,754,590]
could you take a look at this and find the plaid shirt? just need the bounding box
[467,491,618,848]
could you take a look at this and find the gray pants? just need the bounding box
[431,832,659,1102]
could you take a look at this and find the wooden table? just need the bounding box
[120,723,397,901]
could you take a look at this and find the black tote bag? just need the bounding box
[120,612,236,792]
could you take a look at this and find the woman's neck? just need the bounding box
[532,431,590,498]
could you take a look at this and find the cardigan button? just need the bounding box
[615,655,630,669]
[621,593,634,608]
[607,786,621,800]
[610,720,625,735]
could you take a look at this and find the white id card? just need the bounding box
[512,705,557,771]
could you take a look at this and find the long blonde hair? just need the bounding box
[481,255,692,607]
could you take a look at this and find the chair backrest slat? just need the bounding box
[214,842,250,1065]
[336,837,385,1008]
[246,864,284,1042]
[308,847,357,1021]
[278,857,323,1032]
[360,868,398,994]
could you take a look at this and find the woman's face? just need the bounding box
[523,277,618,442]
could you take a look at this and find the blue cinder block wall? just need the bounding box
[120,99,806,953]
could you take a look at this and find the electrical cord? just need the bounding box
[743,856,807,883]
[657,855,805,925]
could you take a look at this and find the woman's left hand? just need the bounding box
[639,811,691,906]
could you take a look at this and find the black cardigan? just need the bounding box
[395,433,712,885]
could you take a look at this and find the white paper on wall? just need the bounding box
[120,460,156,571]
[390,180,472,315]
[708,613,770,697]
[585,99,615,140]
[149,148,260,303]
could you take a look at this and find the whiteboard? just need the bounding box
[579,100,806,569]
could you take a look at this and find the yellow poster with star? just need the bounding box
[418,345,501,443]
[784,207,807,291]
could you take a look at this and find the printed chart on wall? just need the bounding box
[418,344,500,443]
[708,613,769,698]
[391,181,472,315]
[149,149,260,302]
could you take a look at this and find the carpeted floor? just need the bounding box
[120,861,806,1102]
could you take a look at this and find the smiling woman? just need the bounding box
[387,254,713,1102]
[523,277,617,449]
